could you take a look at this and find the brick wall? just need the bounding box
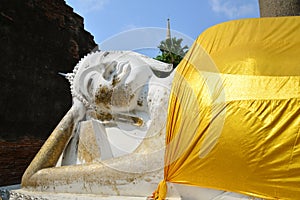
[0,0,97,140]
[0,0,96,187]
[0,0,96,188]
[0,138,44,186]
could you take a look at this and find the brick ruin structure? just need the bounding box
[0,0,97,186]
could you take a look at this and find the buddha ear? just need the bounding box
[131,51,173,72]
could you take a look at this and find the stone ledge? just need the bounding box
[9,189,182,200]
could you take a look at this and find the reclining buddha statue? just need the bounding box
[20,17,300,200]
[19,50,253,199]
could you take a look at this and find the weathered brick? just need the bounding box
[0,138,44,186]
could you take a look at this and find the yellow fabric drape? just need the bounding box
[154,16,300,199]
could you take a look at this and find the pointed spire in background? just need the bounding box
[166,18,171,40]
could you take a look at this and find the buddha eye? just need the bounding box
[103,61,117,80]
[82,72,97,100]
[86,78,94,97]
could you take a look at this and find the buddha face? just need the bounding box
[69,51,172,122]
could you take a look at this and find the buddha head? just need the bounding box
[65,51,173,125]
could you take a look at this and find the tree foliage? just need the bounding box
[155,37,189,68]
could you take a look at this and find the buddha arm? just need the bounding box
[21,103,83,187]
[21,149,163,196]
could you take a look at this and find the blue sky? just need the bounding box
[65,0,260,55]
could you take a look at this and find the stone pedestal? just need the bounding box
[10,189,182,200]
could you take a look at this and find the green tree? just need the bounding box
[155,37,189,68]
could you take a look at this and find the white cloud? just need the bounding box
[209,0,257,19]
